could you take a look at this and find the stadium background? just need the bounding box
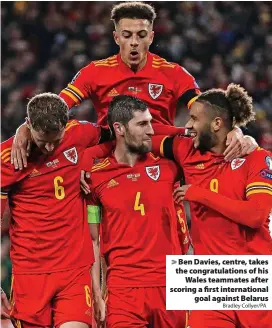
[1,1,272,323]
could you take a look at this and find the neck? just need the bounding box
[210,132,228,155]
[121,53,148,73]
[114,142,140,167]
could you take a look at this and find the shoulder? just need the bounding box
[65,119,98,133]
[1,136,14,164]
[92,55,118,69]
[150,53,192,76]
[246,147,271,164]
[74,55,119,79]
[150,53,177,70]
[242,147,272,177]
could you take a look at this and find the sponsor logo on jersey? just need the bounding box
[260,170,272,180]
[107,88,119,97]
[107,179,119,188]
[127,173,140,181]
[265,156,272,170]
[63,147,78,164]
[46,159,59,168]
[28,168,41,177]
[231,158,246,170]
[145,165,160,181]
[148,83,163,100]
[195,163,205,169]
[128,86,142,94]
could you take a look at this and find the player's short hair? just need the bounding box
[111,2,156,27]
[196,83,255,128]
[27,93,69,132]
[108,95,148,130]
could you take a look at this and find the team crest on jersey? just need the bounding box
[145,165,160,181]
[231,158,246,170]
[63,147,78,164]
[148,83,163,100]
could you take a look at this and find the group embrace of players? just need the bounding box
[1,2,271,328]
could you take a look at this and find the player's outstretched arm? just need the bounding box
[174,184,271,229]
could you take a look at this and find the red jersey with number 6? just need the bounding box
[59,52,200,127]
[0,120,101,274]
[86,153,182,287]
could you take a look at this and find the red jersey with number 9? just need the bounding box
[170,137,272,255]
[1,120,101,274]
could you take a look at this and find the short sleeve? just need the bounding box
[245,149,272,200]
[174,65,201,107]
[59,62,95,108]
[1,140,24,195]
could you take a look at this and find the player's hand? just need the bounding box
[1,288,11,319]
[11,123,32,170]
[239,135,258,156]
[93,295,106,328]
[80,170,91,194]
[223,126,243,161]
[173,185,192,204]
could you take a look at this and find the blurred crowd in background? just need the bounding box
[1,0,272,305]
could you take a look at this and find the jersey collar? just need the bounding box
[117,52,152,75]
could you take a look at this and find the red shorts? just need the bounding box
[189,310,272,328]
[10,266,92,328]
[106,286,188,328]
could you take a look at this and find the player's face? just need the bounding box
[124,109,154,154]
[30,128,65,155]
[114,18,154,70]
[185,102,216,152]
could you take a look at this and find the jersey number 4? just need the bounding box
[134,192,145,216]
[54,176,65,200]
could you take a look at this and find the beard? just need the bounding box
[125,130,151,155]
[196,126,217,154]
[127,142,151,155]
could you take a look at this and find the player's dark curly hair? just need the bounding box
[196,83,255,129]
[108,95,148,132]
[27,93,69,132]
[111,2,156,27]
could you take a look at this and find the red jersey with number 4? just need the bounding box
[0,120,101,274]
[86,153,182,287]
[167,137,272,255]
[59,52,200,127]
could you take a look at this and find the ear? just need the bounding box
[211,117,223,132]
[113,31,119,45]
[25,117,31,129]
[149,30,154,46]
[113,122,124,136]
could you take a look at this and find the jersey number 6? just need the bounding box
[54,176,65,200]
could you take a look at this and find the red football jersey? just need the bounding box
[86,153,182,287]
[1,120,101,274]
[160,136,272,255]
[59,52,200,127]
